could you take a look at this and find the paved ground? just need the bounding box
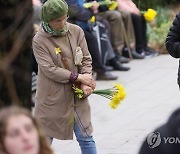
[52,54,180,154]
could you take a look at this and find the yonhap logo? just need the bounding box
[146,132,180,149]
[147,132,161,148]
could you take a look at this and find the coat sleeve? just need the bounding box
[165,13,180,58]
[32,39,72,83]
[77,28,92,74]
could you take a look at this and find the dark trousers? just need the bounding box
[95,16,115,61]
[84,30,106,73]
[131,13,147,51]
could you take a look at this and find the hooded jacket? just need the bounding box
[139,108,180,154]
[166,12,180,86]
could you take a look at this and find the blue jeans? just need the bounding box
[74,122,97,154]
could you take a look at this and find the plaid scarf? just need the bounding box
[42,21,68,36]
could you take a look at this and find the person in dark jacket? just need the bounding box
[166,12,180,88]
[139,108,180,154]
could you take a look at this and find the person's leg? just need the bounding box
[130,13,157,58]
[96,15,130,63]
[84,29,118,80]
[141,16,159,56]
[141,15,148,49]
[121,11,136,50]
[92,19,130,71]
[99,10,125,53]
[84,30,104,71]
[131,13,144,52]
[94,18,116,61]
[100,11,144,59]
[74,122,97,154]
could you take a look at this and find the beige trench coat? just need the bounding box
[32,23,93,140]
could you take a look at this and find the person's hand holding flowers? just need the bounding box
[81,84,94,98]
[73,83,126,109]
[90,1,99,14]
[76,73,95,89]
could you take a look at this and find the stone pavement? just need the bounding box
[52,55,180,154]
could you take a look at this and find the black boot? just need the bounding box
[109,58,130,71]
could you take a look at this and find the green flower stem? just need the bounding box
[92,93,112,99]
[93,88,113,92]
[93,90,113,95]
[140,11,145,14]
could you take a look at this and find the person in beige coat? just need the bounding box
[32,0,97,153]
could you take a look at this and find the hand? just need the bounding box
[127,0,140,15]
[81,84,93,98]
[90,1,99,14]
[91,78,96,90]
[131,7,140,15]
[76,74,95,88]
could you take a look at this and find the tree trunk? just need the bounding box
[0,0,33,109]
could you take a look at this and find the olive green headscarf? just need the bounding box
[40,0,68,36]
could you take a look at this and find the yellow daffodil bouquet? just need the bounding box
[73,83,126,109]
[142,8,157,22]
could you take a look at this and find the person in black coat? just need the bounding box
[166,12,180,88]
[139,108,180,154]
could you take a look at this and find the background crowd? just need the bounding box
[32,0,159,81]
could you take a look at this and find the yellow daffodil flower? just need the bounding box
[109,84,126,109]
[144,9,157,22]
[55,47,61,54]
[72,85,84,99]
[89,16,96,23]
[108,1,118,11]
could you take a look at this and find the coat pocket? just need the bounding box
[44,81,62,106]
[74,46,83,66]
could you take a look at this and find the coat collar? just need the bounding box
[38,22,73,37]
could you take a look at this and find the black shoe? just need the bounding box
[115,51,130,63]
[104,65,113,71]
[119,56,130,63]
[123,47,145,59]
[137,49,156,59]
[144,51,155,58]
[144,47,159,56]
[109,58,130,71]
[96,72,118,80]
[131,50,145,59]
